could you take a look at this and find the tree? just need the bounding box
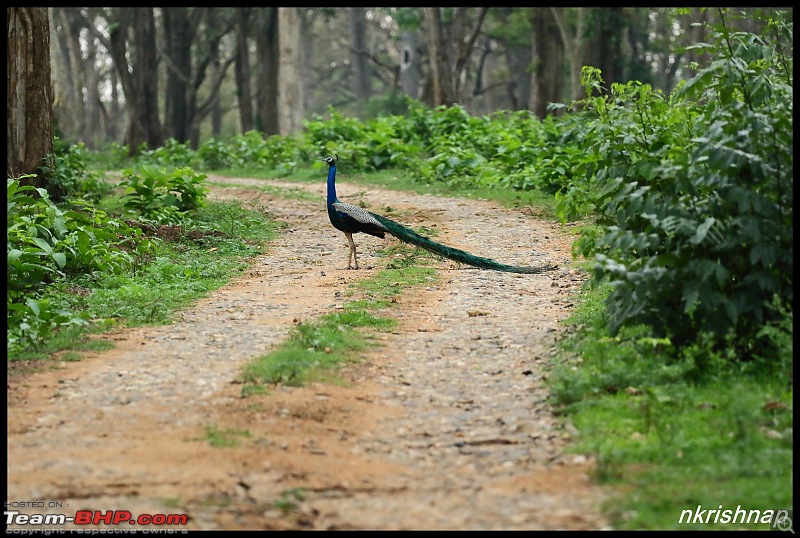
[278,7,304,135]
[580,8,625,93]
[423,7,488,106]
[98,7,164,154]
[7,7,63,198]
[530,8,564,117]
[163,7,193,143]
[254,7,279,135]
[235,7,254,133]
[350,7,372,107]
[49,8,80,142]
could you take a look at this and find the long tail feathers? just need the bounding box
[371,213,555,274]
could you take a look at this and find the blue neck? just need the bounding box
[326,165,338,204]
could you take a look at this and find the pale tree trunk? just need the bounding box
[531,7,564,118]
[350,7,372,108]
[107,68,122,141]
[82,31,102,149]
[49,8,79,142]
[423,7,488,107]
[399,29,419,99]
[550,7,586,102]
[255,7,279,135]
[236,7,254,132]
[423,7,453,106]
[278,7,304,136]
[7,7,61,198]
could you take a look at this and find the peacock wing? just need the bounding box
[332,202,387,231]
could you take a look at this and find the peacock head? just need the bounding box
[324,154,339,167]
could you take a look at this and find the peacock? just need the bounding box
[324,155,555,274]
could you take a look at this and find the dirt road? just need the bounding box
[6,176,608,530]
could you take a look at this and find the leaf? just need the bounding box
[26,298,40,317]
[32,237,54,255]
[52,252,67,269]
[690,218,715,245]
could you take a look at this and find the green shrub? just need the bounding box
[571,12,793,361]
[7,176,155,353]
[138,138,202,169]
[120,166,208,222]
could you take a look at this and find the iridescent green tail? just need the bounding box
[371,213,555,274]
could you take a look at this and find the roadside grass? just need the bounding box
[207,180,322,204]
[8,200,279,362]
[200,424,252,448]
[240,243,437,394]
[215,165,557,219]
[549,281,793,530]
[273,488,307,514]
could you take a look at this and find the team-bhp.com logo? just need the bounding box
[6,508,188,529]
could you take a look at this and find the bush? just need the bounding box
[7,176,156,352]
[119,166,208,223]
[571,11,793,361]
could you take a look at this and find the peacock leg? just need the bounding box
[344,232,359,270]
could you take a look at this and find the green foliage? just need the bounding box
[7,177,155,353]
[550,282,792,530]
[41,137,95,195]
[363,88,414,119]
[92,142,132,170]
[563,11,793,360]
[196,131,301,174]
[138,138,203,169]
[302,107,422,172]
[8,198,277,359]
[119,166,208,222]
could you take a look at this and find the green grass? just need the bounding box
[272,488,307,513]
[9,200,279,361]
[240,243,436,392]
[200,424,252,448]
[550,281,793,530]
[216,164,557,218]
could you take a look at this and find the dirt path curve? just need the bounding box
[7,175,608,530]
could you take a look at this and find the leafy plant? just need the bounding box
[120,166,208,222]
[7,176,155,353]
[567,11,792,361]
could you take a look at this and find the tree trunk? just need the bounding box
[350,7,372,109]
[82,29,102,149]
[550,7,586,102]
[506,44,532,111]
[106,7,163,154]
[49,8,79,142]
[278,7,304,136]
[255,7,279,135]
[580,8,625,94]
[423,7,488,107]
[399,29,419,100]
[163,8,192,143]
[107,68,122,141]
[7,7,61,198]
[423,7,453,106]
[235,7,253,133]
[531,8,564,118]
